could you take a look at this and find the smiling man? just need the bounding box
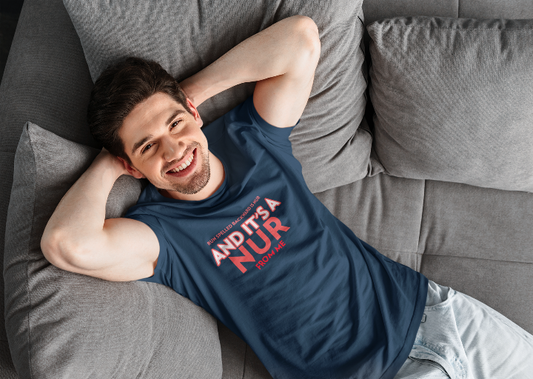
[119,92,220,199]
[41,15,533,379]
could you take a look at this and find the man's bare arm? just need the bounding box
[41,150,159,281]
[180,15,320,128]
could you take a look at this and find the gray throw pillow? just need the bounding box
[368,17,533,192]
[62,0,371,193]
[4,122,222,378]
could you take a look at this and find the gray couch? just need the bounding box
[1,0,532,378]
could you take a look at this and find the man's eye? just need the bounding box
[142,143,154,154]
[171,120,180,129]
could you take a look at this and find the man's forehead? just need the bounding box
[130,108,187,155]
[120,93,187,151]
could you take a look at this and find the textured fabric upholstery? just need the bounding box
[4,123,222,378]
[363,0,458,24]
[63,0,371,193]
[460,0,533,19]
[315,174,425,271]
[368,17,533,192]
[2,0,533,377]
[0,0,97,376]
[418,180,533,333]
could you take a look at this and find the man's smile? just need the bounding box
[164,147,197,178]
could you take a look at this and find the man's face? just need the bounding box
[119,92,210,198]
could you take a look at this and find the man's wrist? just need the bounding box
[180,77,205,108]
[92,150,128,181]
[180,69,229,108]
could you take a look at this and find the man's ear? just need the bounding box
[118,157,145,179]
[187,98,204,128]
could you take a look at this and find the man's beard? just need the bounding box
[165,145,211,195]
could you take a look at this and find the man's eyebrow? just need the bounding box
[132,135,153,155]
[165,109,186,127]
[131,109,187,155]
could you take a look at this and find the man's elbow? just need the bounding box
[41,228,85,272]
[291,16,321,70]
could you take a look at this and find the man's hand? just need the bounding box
[94,148,130,178]
[180,15,320,128]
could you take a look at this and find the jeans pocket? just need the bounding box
[408,356,451,378]
[395,354,451,379]
[408,345,455,378]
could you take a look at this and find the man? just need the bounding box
[42,16,533,379]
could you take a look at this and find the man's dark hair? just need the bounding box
[87,57,190,164]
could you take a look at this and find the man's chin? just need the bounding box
[159,168,211,198]
[154,146,211,198]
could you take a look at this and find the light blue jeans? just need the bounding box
[395,281,533,379]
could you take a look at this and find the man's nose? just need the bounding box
[161,138,183,162]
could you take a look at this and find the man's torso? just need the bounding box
[126,97,428,379]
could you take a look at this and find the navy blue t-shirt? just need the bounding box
[126,97,427,379]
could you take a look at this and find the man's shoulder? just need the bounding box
[205,96,294,150]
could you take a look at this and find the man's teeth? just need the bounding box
[169,154,194,173]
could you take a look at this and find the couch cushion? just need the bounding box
[459,0,533,19]
[62,0,371,193]
[418,180,533,333]
[314,174,425,271]
[368,17,533,192]
[4,122,222,378]
[363,0,458,24]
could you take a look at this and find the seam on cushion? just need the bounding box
[26,123,37,379]
[391,23,533,32]
[5,123,38,379]
[358,14,367,69]
[377,248,421,255]
[422,253,533,266]
[417,180,428,273]
[326,14,366,34]
[242,344,248,379]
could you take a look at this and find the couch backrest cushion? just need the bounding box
[4,122,223,378]
[62,0,371,193]
[368,17,533,192]
[362,0,533,24]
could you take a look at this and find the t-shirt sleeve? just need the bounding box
[125,213,170,286]
[243,96,296,149]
